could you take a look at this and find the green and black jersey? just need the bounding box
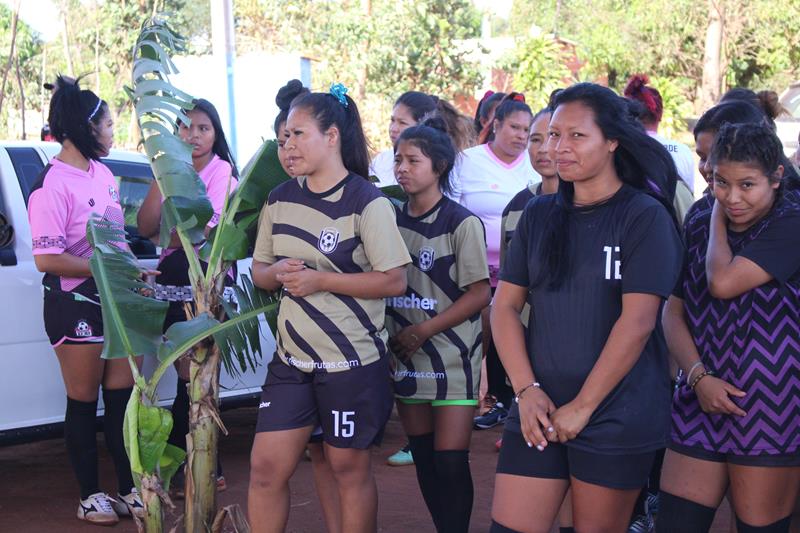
[253,174,411,373]
[387,197,489,401]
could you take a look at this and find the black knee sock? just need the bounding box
[103,387,135,494]
[735,515,791,533]
[64,397,100,499]
[490,520,524,533]
[168,378,190,451]
[408,433,443,531]
[655,492,716,533]
[434,450,473,533]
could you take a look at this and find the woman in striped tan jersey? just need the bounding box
[248,86,411,533]
[658,124,800,533]
[387,117,491,532]
[271,78,342,533]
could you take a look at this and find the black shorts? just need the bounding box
[43,289,104,346]
[669,442,800,467]
[496,429,656,490]
[256,355,394,449]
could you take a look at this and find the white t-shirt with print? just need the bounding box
[649,131,696,192]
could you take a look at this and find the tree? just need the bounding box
[502,33,572,111]
[0,1,44,139]
[90,17,286,532]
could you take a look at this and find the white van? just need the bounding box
[0,141,273,444]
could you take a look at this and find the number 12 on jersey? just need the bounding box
[603,246,621,280]
[332,410,355,438]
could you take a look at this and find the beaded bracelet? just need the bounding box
[690,370,715,390]
[514,382,541,404]
[686,361,705,385]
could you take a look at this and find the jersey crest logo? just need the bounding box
[318,227,340,254]
[108,186,119,202]
[74,320,93,338]
[418,246,435,271]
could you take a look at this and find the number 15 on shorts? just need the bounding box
[332,410,355,438]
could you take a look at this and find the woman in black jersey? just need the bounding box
[489,83,683,533]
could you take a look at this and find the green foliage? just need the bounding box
[128,19,212,250]
[86,215,169,360]
[648,76,694,139]
[122,389,186,491]
[366,0,484,98]
[0,4,44,139]
[504,34,572,111]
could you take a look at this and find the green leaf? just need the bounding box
[137,404,173,473]
[159,443,186,490]
[215,273,281,377]
[87,216,168,359]
[158,314,222,362]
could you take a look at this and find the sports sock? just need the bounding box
[408,433,442,531]
[102,387,135,494]
[490,520,524,533]
[434,449,473,533]
[65,397,100,499]
[735,515,791,533]
[655,492,716,533]
[168,378,190,450]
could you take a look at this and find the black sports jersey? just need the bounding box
[501,185,683,453]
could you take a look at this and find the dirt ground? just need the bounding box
[0,406,765,532]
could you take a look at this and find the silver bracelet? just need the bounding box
[514,382,541,404]
[685,361,705,385]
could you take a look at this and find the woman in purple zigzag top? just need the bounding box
[659,122,800,533]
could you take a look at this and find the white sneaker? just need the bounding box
[77,492,119,526]
[113,487,144,519]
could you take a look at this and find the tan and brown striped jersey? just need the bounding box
[387,197,489,401]
[253,174,411,373]
[500,183,542,328]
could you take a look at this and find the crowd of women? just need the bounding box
[28,72,800,533]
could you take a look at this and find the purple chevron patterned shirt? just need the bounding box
[671,190,800,457]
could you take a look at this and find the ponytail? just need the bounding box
[48,75,108,161]
[291,90,371,179]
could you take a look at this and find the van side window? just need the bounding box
[101,159,158,260]
[6,148,45,204]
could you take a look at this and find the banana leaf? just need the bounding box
[87,215,168,360]
[201,139,292,265]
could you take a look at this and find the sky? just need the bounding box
[4,0,514,43]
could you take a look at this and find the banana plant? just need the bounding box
[87,16,290,533]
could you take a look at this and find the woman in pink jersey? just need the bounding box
[28,75,143,526]
[137,98,238,493]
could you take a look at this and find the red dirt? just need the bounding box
[0,407,770,532]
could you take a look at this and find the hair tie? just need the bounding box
[480,90,495,102]
[329,83,349,107]
[512,93,526,103]
[87,98,102,122]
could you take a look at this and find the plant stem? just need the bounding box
[184,342,221,533]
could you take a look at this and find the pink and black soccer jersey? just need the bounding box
[28,157,124,297]
[253,174,411,373]
[387,197,489,401]
[155,154,238,305]
[671,190,800,457]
